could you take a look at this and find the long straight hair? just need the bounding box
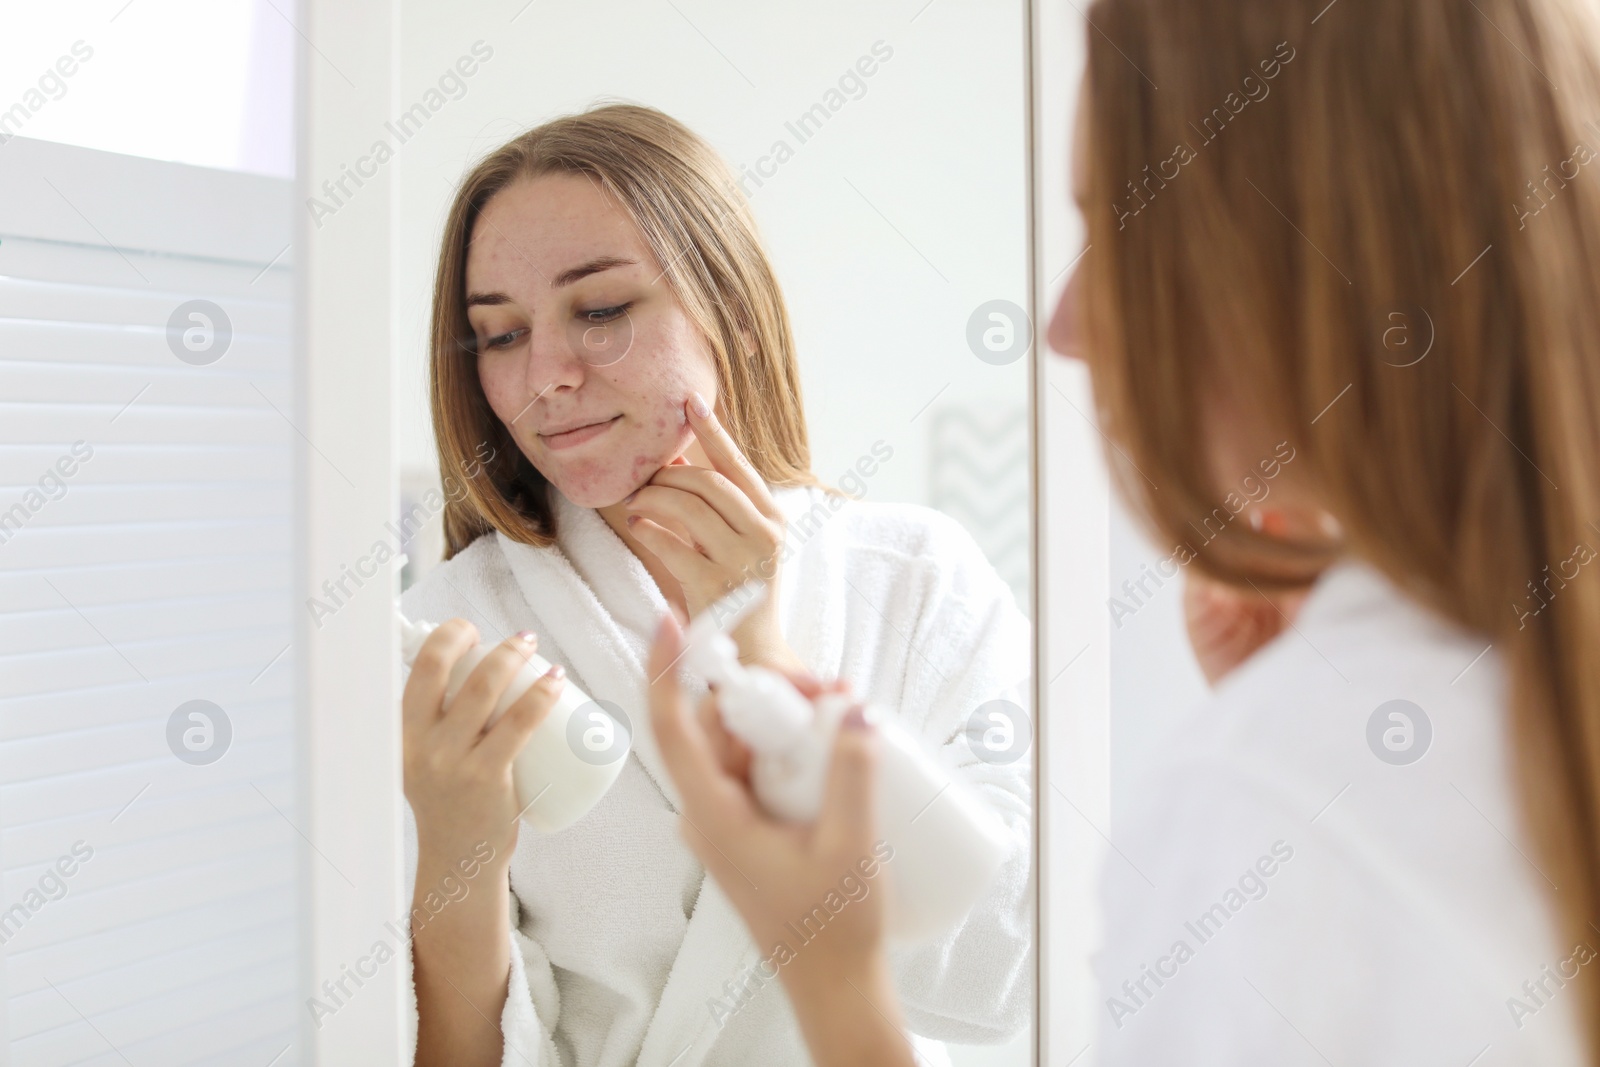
[1081,0,1600,1053]
[429,104,817,559]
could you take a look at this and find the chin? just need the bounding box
[547,475,635,510]
[542,458,657,510]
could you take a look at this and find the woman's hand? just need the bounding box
[646,615,916,1067]
[1183,574,1308,686]
[623,393,801,672]
[645,612,885,966]
[401,620,567,862]
[1183,508,1323,686]
[403,620,569,1067]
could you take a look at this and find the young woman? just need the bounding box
[397,104,1032,1067]
[646,0,1600,1062]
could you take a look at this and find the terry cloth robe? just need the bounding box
[399,483,1033,1067]
[1092,558,1585,1065]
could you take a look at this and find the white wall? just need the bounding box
[1107,512,1208,829]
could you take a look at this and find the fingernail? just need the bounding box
[842,704,873,732]
[545,664,565,681]
[626,514,639,527]
[624,489,639,504]
[690,391,711,418]
[515,630,537,643]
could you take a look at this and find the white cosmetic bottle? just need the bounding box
[681,585,1010,942]
[398,607,631,833]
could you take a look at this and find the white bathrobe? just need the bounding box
[1092,558,1583,1064]
[399,484,1033,1067]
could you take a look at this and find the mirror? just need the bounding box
[389,3,1035,1064]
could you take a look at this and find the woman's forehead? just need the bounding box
[465,173,657,293]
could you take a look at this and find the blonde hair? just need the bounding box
[429,103,816,558]
[1081,0,1600,1054]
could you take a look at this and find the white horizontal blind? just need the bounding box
[0,137,299,1066]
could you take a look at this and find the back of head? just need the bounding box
[1079,0,1600,1055]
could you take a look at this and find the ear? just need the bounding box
[738,327,757,359]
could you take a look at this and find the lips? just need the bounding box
[537,414,621,450]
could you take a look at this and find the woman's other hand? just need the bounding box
[623,393,801,672]
[645,611,885,968]
[402,621,568,1067]
[1183,508,1324,686]
[646,614,917,1066]
[1183,574,1308,686]
[401,620,565,862]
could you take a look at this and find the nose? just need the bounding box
[1045,259,1085,362]
[525,317,587,396]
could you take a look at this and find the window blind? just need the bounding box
[0,137,299,1067]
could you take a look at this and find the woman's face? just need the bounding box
[1046,82,1091,364]
[1048,82,1323,524]
[465,172,721,508]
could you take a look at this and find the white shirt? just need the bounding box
[1093,558,1584,1066]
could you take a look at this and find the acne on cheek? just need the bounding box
[633,353,703,425]
[628,421,693,484]
[621,407,690,490]
[649,389,693,447]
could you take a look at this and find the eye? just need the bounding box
[579,302,631,324]
[482,328,527,351]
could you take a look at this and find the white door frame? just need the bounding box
[296,1,403,1062]
[1031,2,1110,1062]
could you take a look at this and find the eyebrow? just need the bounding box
[465,255,639,308]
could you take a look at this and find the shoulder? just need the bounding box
[399,532,518,630]
[1148,560,1509,804]
[775,485,998,590]
[1097,563,1572,1060]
